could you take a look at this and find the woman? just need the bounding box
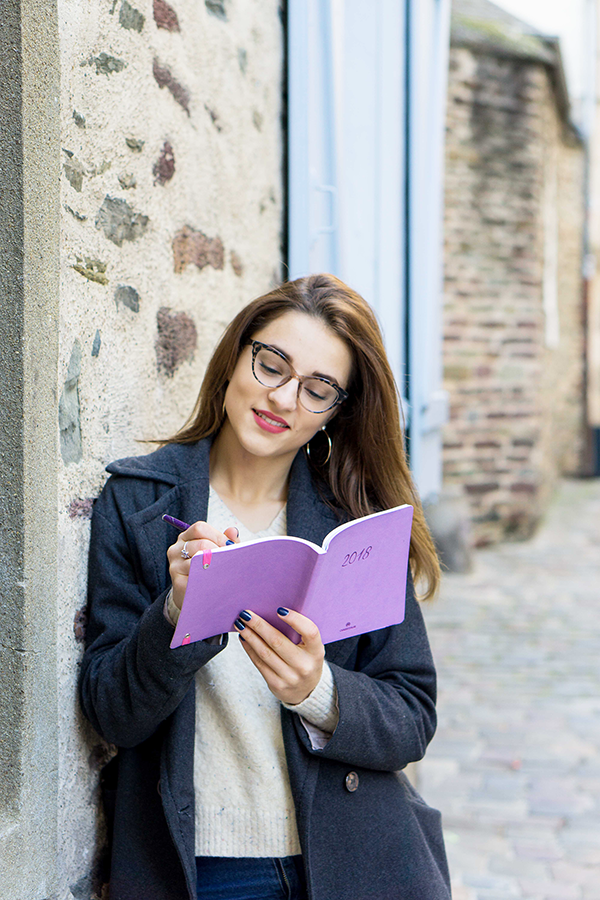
[80,273,451,900]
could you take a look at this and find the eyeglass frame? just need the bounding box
[249,340,349,413]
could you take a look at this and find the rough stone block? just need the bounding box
[82,53,127,76]
[72,258,108,285]
[63,154,85,191]
[172,225,224,273]
[73,608,88,644]
[153,141,175,185]
[67,498,94,519]
[155,307,197,375]
[114,284,140,312]
[59,340,83,465]
[154,0,180,32]
[230,250,243,276]
[119,1,145,31]
[153,58,190,115]
[118,172,137,190]
[125,136,145,152]
[206,0,227,21]
[95,196,149,246]
[91,330,101,357]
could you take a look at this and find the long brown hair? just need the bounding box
[168,274,440,599]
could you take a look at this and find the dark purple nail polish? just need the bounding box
[234,618,245,630]
[277,607,289,616]
[238,610,252,622]
[239,634,245,643]
[226,539,235,545]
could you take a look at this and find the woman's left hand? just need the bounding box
[234,609,325,705]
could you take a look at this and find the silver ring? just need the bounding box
[181,541,191,560]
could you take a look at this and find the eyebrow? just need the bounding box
[266,342,340,384]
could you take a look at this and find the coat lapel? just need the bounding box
[131,440,358,665]
[128,441,212,597]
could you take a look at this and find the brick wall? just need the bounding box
[442,47,586,545]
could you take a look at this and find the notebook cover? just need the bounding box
[171,504,413,648]
[302,504,413,642]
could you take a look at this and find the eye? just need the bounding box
[259,359,284,376]
[304,384,328,401]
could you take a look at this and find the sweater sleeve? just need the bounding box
[289,576,438,772]
[79,487,227,749]
[282,661,339,748]
[164,587,181,626]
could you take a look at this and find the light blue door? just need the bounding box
[405,0,451,500]
[287,0,450,502]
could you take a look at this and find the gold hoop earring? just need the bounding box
[305,425,332,465]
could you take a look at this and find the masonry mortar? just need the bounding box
[442,45,586,545]
[56,2,284,895]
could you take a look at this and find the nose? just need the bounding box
[267,377,299,411]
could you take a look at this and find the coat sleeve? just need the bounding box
[79,479,226,749]
[291,576,437,772]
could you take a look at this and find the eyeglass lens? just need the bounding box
[253,346,338,412]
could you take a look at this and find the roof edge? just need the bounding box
[451,11,580,140]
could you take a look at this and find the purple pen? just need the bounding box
[162,513,236,545]
[162,514,191,532]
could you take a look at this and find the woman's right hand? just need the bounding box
[167,521,240,610]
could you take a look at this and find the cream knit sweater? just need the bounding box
[166,487,338,858]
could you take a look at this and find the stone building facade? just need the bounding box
[1,1,283,897]
[441,0,587,545]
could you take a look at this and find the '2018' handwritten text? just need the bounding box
[342,546,372,567]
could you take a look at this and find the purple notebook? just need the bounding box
[170,503,413,648]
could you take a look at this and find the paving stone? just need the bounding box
[551,860,600,887]
[489,854,549,879]
[464,873,521,891]
[420,479,600,896]
[518,880,582,900]
[451,886,478,900]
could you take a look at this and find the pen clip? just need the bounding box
[202,549,212,569]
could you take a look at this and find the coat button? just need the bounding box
[345,771,359,792]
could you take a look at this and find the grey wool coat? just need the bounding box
[79,439,451,900]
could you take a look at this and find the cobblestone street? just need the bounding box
[420,479,600,900]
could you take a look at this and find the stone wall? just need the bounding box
[2,1,284,897]
[0,2,61,896]
[442,46,585,545]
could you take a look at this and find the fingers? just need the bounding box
[234,611,304,666]
[235,609,324,705]
[181,520,231,547]
[235,610,324,670]
[166,520,238,610]
[167,520,238,566]
[275,608,324,653]
[238,638,292,694]
[167,536,219,569]
[223,524,241,544]
[236,628,292,682]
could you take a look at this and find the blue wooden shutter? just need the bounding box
[405,0,451,500]
[287,0,450,501]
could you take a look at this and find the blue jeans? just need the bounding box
[196,855,307,900]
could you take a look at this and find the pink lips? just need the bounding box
[252,409,290,434]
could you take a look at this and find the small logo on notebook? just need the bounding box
[340,621,356,632]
